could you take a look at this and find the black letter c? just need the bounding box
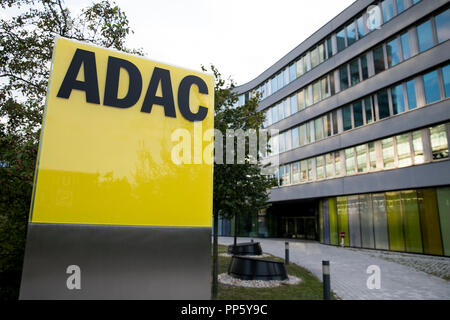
[177,75,209,122]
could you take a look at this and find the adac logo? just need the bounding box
[57,48,209,122]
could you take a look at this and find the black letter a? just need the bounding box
[57,49,100,104]
[141,67,176,117]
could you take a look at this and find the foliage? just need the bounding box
[0,0,140,290]
[204,64,277,221]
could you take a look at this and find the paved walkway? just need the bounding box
[218,237,450,300]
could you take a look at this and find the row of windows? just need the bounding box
[267,63,450,156]
[237,0,423,106]
[262,72,334,127]
[262,6,449,127]
[275,123,449,187]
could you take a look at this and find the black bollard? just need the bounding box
[322,260,331,300]
[251,239,254,243]
[285,242,289,265]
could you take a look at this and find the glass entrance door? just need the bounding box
[282,216,317,239]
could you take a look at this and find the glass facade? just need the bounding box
[417,20,434,53]
[273,123,449,186]
[386,38,400,67]
[373,46,385,74]
[320,186,450,256]
[231,0,450,259]
[423,70,441,104]
[435,9,450,44]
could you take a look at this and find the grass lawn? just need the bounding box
[214,244,338,300]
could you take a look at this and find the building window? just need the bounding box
[377,89,390,119]
[318,43,326,64]
[329,73,335,96]
[361,55,369,80]
[285,128,292,151]
[316,156,325,180]
[381,0,394,23]
[442,64,450,98]
[353,101,364,128]
[364,97,373,124]
[325,114,332,137]
[339,66,349,90]
[306,121,312,144]
[313,81,320,104]
[299,124,306,146]
[412,130,424,164]
[305,87,311,107]
[435,9,450,44]
[381,0,395,23]
[386,38,400,67]
[343,105,352,131]
[315,117,324,141]
[271,106,278,123]
[396,133,412,167]
[350,60,360,86]
[292,162,300,184]
[332,110,338,134]
[356,144,367,173]
[300,160,307,182]
[430,124,449,160]
[400,32,410,60]
[321,76,329,99]
[406,79,417,109]
[304,54,311,73]
[357,15,365,39]
[396,0,405,14]
[417,20,434,53]
[277,102,284,121]
[335,151,341,176]
[290,95,297,114]
[345,147,355,175]
[368,142,377,170]
[280,164,290,185]
[289,63,296,82]
[307,158,313,181]
[296,57,303,77]
[346,22,356,46]
[382,137,395,168]
[327,37,333,58]
[311,48,319,69]
[391,84,405,114]
[326,153,334,178]
[279,132,285,153]
[373,46,385,74]
[292,127,299,149]
[297,90,305,110]
[423,70,441,104]
[336,29,346,52]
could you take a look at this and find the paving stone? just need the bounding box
[218,237,450,300]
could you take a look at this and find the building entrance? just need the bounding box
[282,216,316,239]
[268,198,319,240]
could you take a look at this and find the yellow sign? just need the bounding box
[30,37,214,227]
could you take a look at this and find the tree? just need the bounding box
[203,65,277,299]
[0,0,141,299]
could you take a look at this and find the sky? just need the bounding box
[3,0,356,85]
